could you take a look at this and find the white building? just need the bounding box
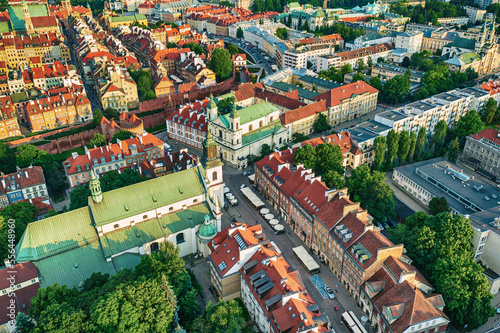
[345,32,394,50]
[465,6,487,23]
[316,55,341,71]
[437,17,470,25]
[394,31,423,54]
[166,99,209,150]
[474,0,498,10]
[283,44,335,69]
[207,95,288,169]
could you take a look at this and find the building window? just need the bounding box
[176,233,185,245]
[212,171,218,181]
[143,215,148,219]
[114,224,119,229]
[169,207,174,211]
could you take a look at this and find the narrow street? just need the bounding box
[222,165,373,333]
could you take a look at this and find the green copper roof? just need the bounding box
[288,2,301,8]
[215,92,237,103]
[0,22,11,34]
[198,215,217,240]
[16,207,97,262]
[444,37,476,50]
[101,217,166,258]
[237,101,278,125]
[110,14,147,23]
[8,4,49,31]
[242,121,286,145]
[158,202,213,234]
[313,7,325,18]
[34,241,115,288]
[271,82,320,100]
[461,52,480,64]
[89,167,206,227]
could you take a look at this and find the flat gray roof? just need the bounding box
[469,207,500,236]
[432,91,463,103]
[376,110,410,122]
[348,119,391,144]
[395,157,500,215]
[407,100,437,113]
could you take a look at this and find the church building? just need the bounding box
[15,141,224,288]
[7,0,60,35]
[207,93,288,169]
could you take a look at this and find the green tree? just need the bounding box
[368,76,383,91]
[33,303,91,333]
[447,137,460,163]
[292,132,309,143]
[315,143,344,175]
[236,27,244,39]
[30,283,78,320]
[208,48,233,81]
[227,44,238,55]
[385,129,399,168]
[215,97,234,115]
[69,184,91,210]
[111,130,134,143]
[389,212,495,329]
[432,120,447,155]
[372,135,387,170]
[453,110,485,146]
[167,42,177,48]
[15,313,36,333]
[367,56,373,70]
[275,27,288,40]
[89,133,107,147]
[347,165,395,222]
[0,143,16,174]
[398,130,411,163]
[194,300,245,333]
[340,64,352,76]
[313,113,331,133]
[0,202,39,264]
[351,72,365,82]
[354,58,365,72]
[408,131,417,162]
[260,143,273,157]
[381,75,410,105]
[90,278,175,332]
[414,127,426,159]
[294,144,317,169]
[16,144,40,168]
[481,98,499,125]
[429,196,449,215]
[322,170,345,189]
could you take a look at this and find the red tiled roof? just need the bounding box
[279,99,327,125]
[346,230,395,269]
[470,127,500,145]
[209,223,265,276]
[312,80,378,107]
[255,88,306,110]
[0,283,40,325]
[31,15,58,28]
[0,262,38,290]
[0,166,46,189]
[19,197,53,215]
[336,43,393,61]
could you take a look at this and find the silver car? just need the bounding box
[324,286,335,299]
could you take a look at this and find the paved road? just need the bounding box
[222,166,372,333]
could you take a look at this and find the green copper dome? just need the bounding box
[198,215,217,240]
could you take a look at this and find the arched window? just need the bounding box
[143,215,148,219]
[193,199,198,203]
[100,157,105,164]
[176,233,185,245]
[279,137,282,144]
[249,124,253,131]
[236,123,239,130]
[93,158,98,165]
[259,120,263,128]
[113,224,119,229]
[169,207,174,211]
[212,171,218,181]
[270,116,273,122]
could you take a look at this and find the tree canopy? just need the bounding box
[390,212,494,329]
[346,165,395,222]
[313,113,331,133]
[209,48,233,81]
[129,69,156,101]
[27,242,204,332]
[294,143,344,179]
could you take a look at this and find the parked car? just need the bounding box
[243,171,251,176]
[388,220,397,228]
[240,184,247,189]
[324,286,335,299]
[376,222,384,230]
[383,222,390,229]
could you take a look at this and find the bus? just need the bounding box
[292,246,320,275]
[341,311,368,333]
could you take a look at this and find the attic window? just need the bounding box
[124,204,129,211]
[114,224,119,229]
[152,195,157,202]
[179,187,183,194]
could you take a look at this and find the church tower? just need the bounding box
[21,0,34,34]
[207,93,218,121]
[201,129,224,207]
[62,0,71,12]
[89,170,103,203]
